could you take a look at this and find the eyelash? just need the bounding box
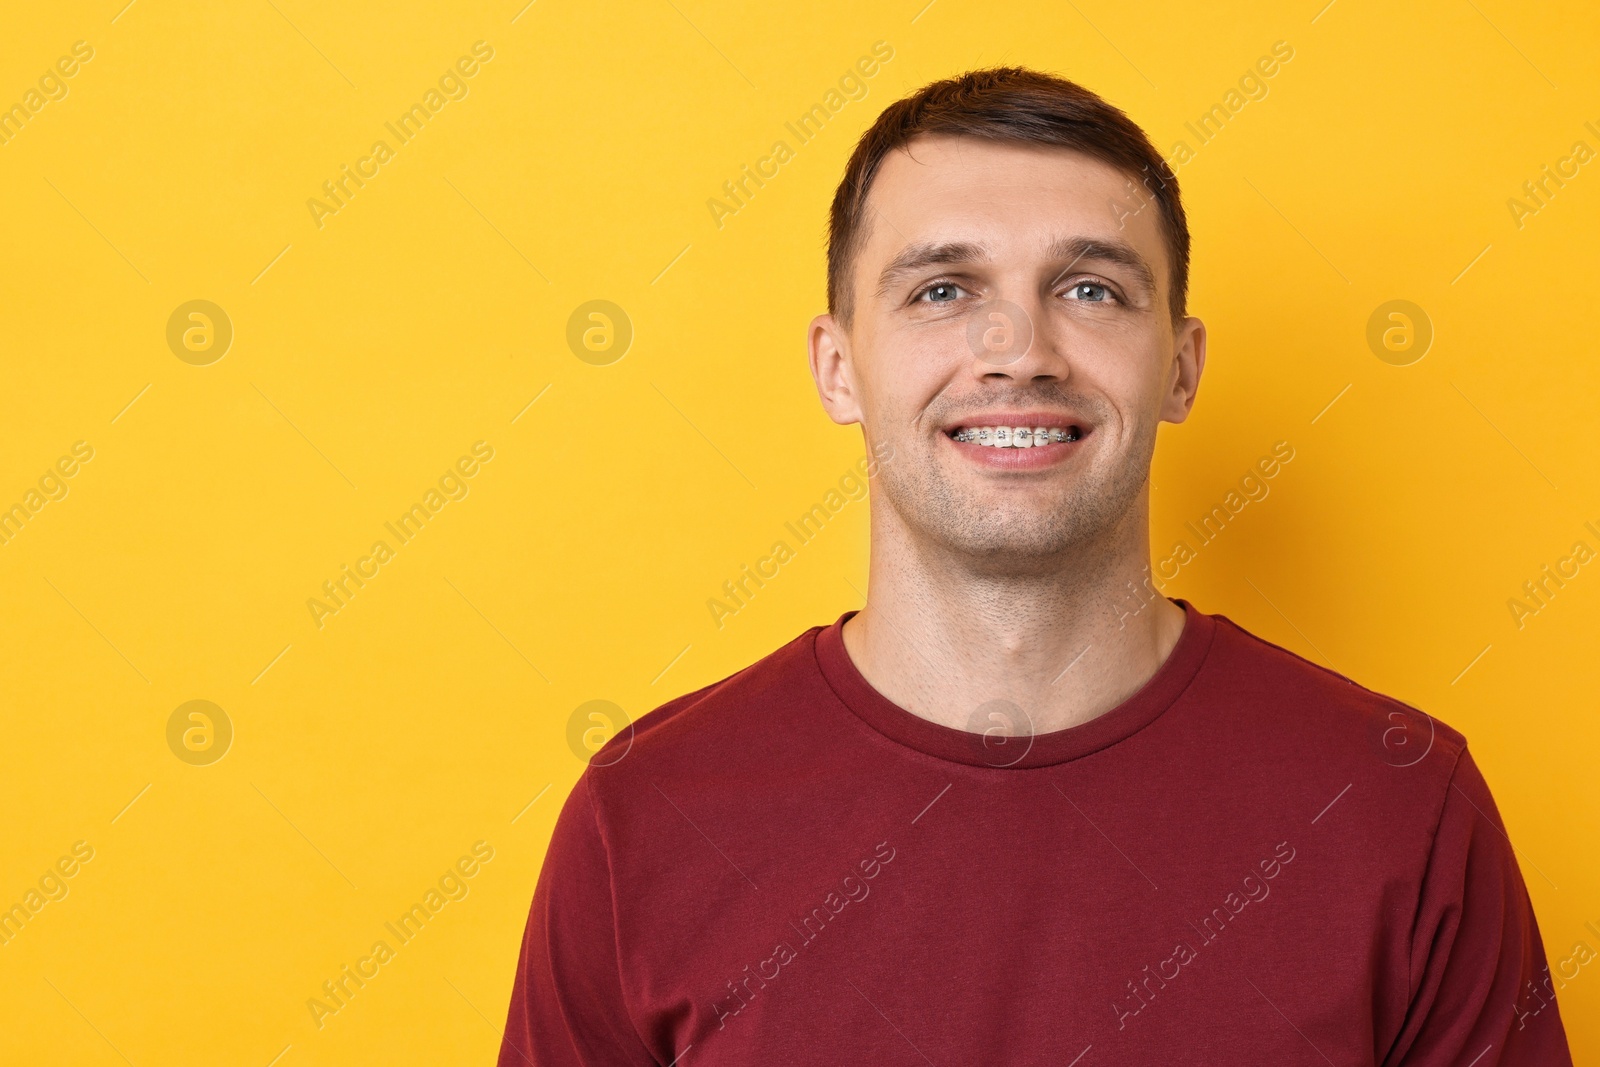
[910,277,1123,306]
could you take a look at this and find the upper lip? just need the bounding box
[943,411,1090,435]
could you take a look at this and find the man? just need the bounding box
[498,68,1573,1064]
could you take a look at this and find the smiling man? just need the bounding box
[498,68,1572,1065]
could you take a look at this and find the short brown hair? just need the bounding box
[827,67,1190,328]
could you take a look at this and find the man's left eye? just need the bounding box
[1065,282,1113,302]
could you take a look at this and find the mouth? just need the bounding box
[942,414,1090,469]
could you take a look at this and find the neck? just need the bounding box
[841,491,1186,736]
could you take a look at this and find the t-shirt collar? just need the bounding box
[812,597,1216,769]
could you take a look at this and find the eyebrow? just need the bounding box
[874,235,1157,299]
[1045,235,1157,295]
[874,240,989,298]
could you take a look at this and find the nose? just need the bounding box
[967,294,1069,383]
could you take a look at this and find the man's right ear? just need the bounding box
[808,313,864,427]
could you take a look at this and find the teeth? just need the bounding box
[952,425,1080,446]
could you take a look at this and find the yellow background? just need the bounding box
[2,0,1597,1061]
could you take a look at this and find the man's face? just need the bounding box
[809,134,1205,568]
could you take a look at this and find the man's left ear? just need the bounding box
[808,313,864,426]
[1161,315,1206,424]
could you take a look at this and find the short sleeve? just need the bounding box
[498,775,658,1067]
[1382,747,1574,1065]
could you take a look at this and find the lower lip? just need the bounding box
[944,431,1088,470]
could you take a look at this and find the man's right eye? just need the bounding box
[915,281,965,303]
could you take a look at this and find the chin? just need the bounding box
[879,446,1143,560]
[948,521,1091,561]
[922,496,1105,560]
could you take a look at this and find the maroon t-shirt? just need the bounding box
[498,600,1573,1065]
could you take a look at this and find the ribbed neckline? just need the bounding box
[812,597,1216,769]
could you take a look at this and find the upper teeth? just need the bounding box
[952,426,1079,447]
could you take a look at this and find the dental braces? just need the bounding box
[952,427,1081,444]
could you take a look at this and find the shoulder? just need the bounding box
[1199,605,1469,771]
[581,621,831,793]
[1182,606,1471,855]
[1180,606,1488,901]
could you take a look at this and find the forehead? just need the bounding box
[858,134,1169,284]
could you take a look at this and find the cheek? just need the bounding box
[1055,327,1167,437]
[1059,319,1157,387]
[863,323,965,425]
[883,312,965,364]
